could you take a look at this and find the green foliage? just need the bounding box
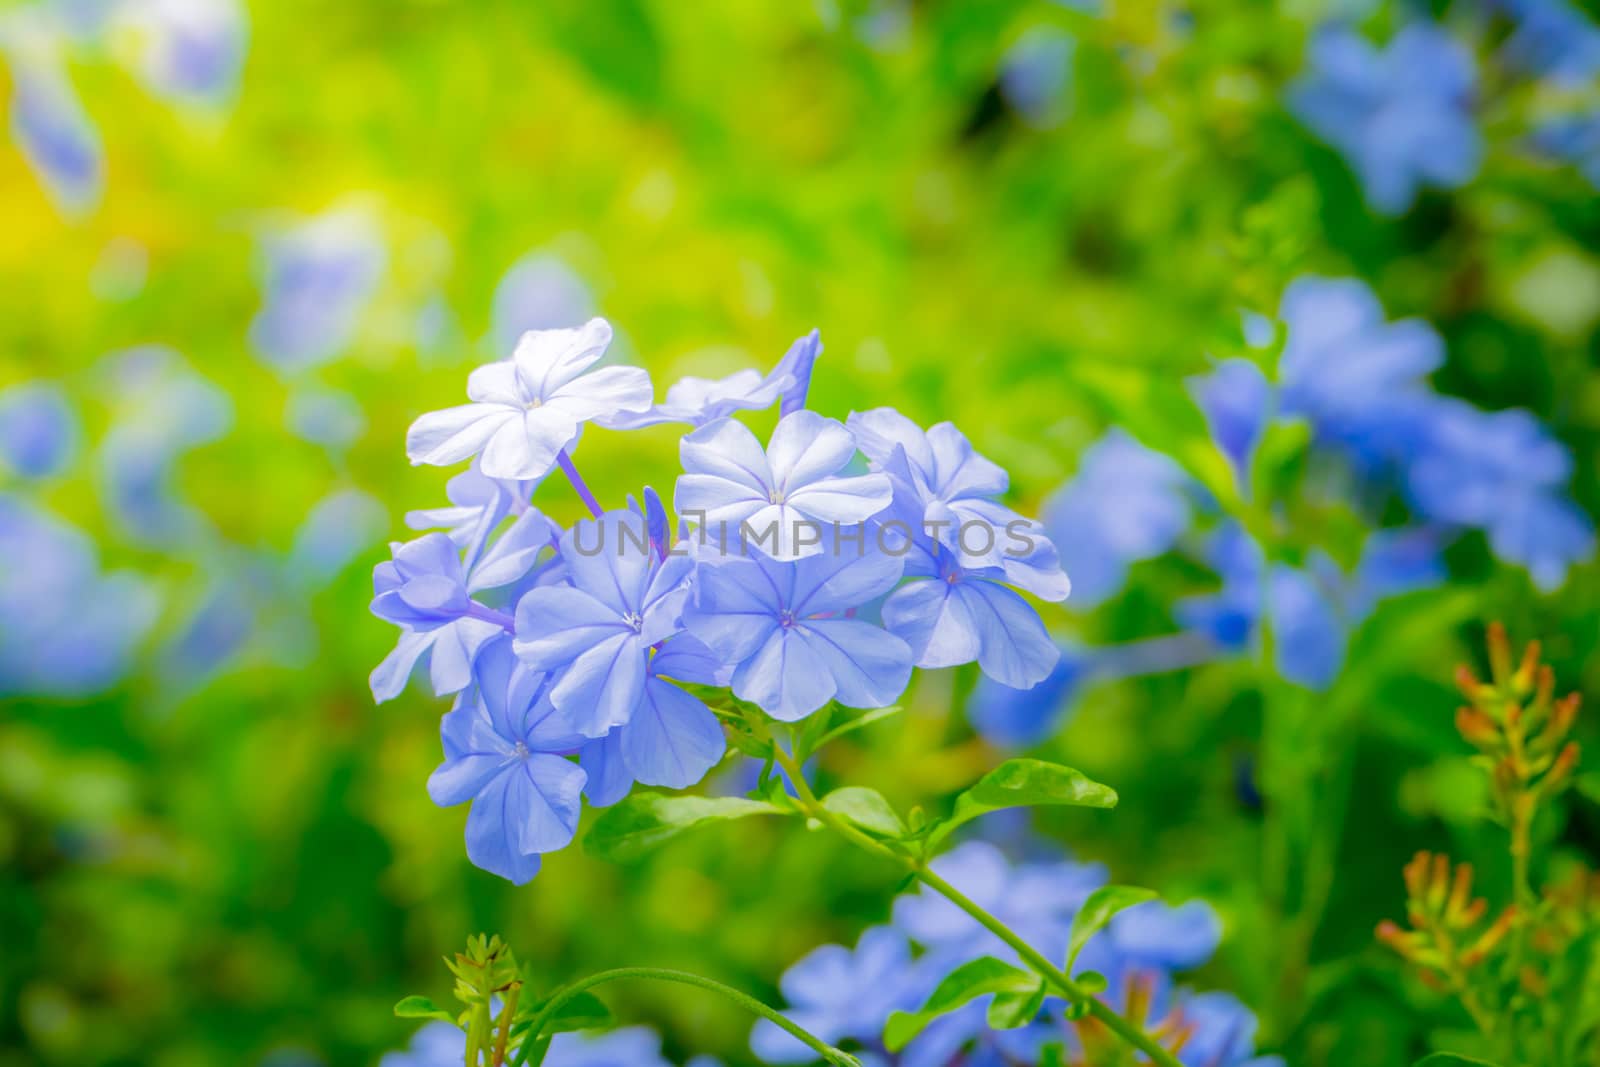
[1065,885,1158,969]
[883,958,1038,1051]
[583,793,789,862]
[927,758,1118,848]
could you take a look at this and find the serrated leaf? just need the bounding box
[394,995,456,1022]
[928,760,1117,847]
[584,793,785,862]
[987,983,1046,1029]
[822,786,906,837]
[883,957,1035,1050]
[1066,885,1157,968]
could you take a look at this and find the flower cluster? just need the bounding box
[756,840,1280,1067]
[972,275,1592,746]
[373,320,1070,882]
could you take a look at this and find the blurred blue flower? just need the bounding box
[1532,112,1600,188]
[575,635,728,804]
[751,926,916,1063]
[408,318,652,481]
[1499,0,1600,85]
[285,387,366,453]
[114,0,248,107]
[967,645,1093,747]
[0,381,79,478]
[490,251,596,354]
[1276,276,1445,468]
[1290,24,1480,213]
[1000,26,1074,126]
[0,494,160,697]
[1171,991,1283,1067]
[514,510,691,736]
[250,208,386,372]
[383,1021,675,1067]
[427,638,587,884]
[1188,359,1270,492]
[4,46,103,214]
[1106,900,1223,972]
[1041,430,1191,608]
[288,487,386,588]
[686,535,911,721]
[1403,399,1595,590]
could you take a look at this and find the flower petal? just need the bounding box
[621,678,725,789]
[406,404,517,467]
[796,619,912,710]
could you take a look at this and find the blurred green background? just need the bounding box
[2,1,1598,1066]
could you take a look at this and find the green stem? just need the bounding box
[517,967,857,1067]
[765,736,1185,1067]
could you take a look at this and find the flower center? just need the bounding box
[768,487,786,504]
[778,608,798,629]
[513,740,531,761]
[623,610,645,633]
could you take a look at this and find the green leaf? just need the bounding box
[883,957,1036,1050]
[584,793,785,862]
[1066,885,1158,968]
[987,983,1046,1029]
[393,995,456,1022]
[811,704,903,752]
[821,787,906,837]
[928,760,1118,847]
[1411,1055,1503,1067]
[532,992,613,1034]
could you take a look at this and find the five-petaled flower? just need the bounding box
[407,318,653,481]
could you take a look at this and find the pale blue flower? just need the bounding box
[1276,277,1444,468]
[0,382,78,478]
[384,1022,676,1067]
[1532,112,1600,188]
[514,510,691,737]
[490,251,595,354]
[114,0,248,107]
[0,495,159,697]
[427,639,587,884]
[750,926,916,1063]
[1290,24,1480,213]
[848,407,1064,578]
[370,512,559,702]
[685,536,911,721]
[605,367,789,431]
[967,645,1092,747]
[1107,900,1223,972]
[575,635,729,805]
[285,387,366,453]
[250,208,386,372]
[1171,991,1281,1067]
[405,461,540,567]
[3,43,102,214]
[1500,0,1600,85]
[1000,26,1074,126]
[1188,359,1270,492]
[1403,399,1595,590]
[288,488,386,588]
[675,410,892,560]
[407,318,652,481]
[1041,430,1191,608]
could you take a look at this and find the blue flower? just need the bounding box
[489,251,595,354]
[1106,900,1223,972]
[4,47,103,215]
[1500,0,1600,86]
[575,635,729,805]
[370,513,559,702]
[848,408,1064,579]
[285,387,366,453]
[1171,991,1283,1067]
[1290,24,1480,213]
[1276,277,1445,468]
[427,639,587,884]
[288,488,386,589]
[249,208,386,372]
[607,368,790,431]
[514,510,692,736]
[1040,430,1191,608]
[1532,112,1600,188]
[967,645,1093,747]
[407,319,653,481]
[1000,26,1074,126]
[384,1021,675,1067]
[405,461,540,566]
[0,381,78,478]
[114,0,248,107]
[771,329,823,417]
[675,410,892,560]
[750,926,917,1063]
[1403,400,1595,590]
[0,494,160,697]
[1188,359,1270,492]
[685,536,911,721]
